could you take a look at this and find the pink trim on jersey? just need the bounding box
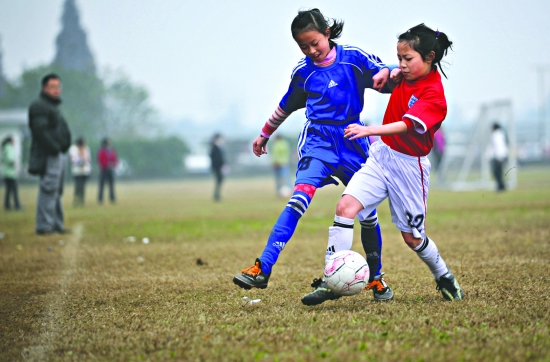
[314,46,337,67]
[294,183,317,198]
[261,106,291,138]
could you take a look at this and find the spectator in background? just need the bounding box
[490,122,508,192]
[2,136,22,211]
[271,134,292,197]
[209,133,226,201]
[430,127,446,171]
[28,73,72,235]
[69,137,91,206]
[97,137,118,204]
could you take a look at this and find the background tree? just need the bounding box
[0,0,189,179]
[102,68,159,139]
[0,64,104,139]
[101,137,190,178]
[0,35,7,99]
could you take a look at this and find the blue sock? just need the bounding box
[259,191,311,274]
[359,210,383,281]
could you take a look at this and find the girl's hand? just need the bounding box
[252,135,269,157]
[344,124,371,141]
[372,68,390,91]
[390,68,403,84]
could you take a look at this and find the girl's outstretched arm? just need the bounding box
[390,68,403,83]
[372,68,390,91]
[344,122,408,140]
[252,135,269,157]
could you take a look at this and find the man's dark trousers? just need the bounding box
[36,154,65,233]
[98,168,115,203]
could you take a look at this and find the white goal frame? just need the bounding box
[437,100,517,191]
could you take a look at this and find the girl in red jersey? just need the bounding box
[328,24,464,301]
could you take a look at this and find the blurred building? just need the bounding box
[52,0,96,74]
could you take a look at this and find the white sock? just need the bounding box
[325,216,354,264]
[413,237,448,279]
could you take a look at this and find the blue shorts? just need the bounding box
[295,120,370,188]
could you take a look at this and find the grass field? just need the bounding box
[1,168,549,361]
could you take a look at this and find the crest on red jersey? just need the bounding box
[408,95,418,108]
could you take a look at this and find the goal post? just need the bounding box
[435,99,517,191]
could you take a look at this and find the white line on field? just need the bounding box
[21,223,83,361]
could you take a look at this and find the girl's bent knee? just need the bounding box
[402,232,422,248]
[336,195,362,218]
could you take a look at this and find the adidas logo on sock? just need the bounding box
[272,242,286,251]
[328,80,338,88]
[326,245,336,254]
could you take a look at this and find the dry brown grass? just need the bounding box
[1,168,549,361]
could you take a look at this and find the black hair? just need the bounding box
[211,133,222,144]
[2,135,13,147]
[291,8,344,48]
[101,137,110,147]
[76,137,85,146]
[492,122,502,130]
[398,24,453,78]
[41,73,61,88]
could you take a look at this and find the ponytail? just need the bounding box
[291,8,344,48]
[398,24,453,78]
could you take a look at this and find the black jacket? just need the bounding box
[28,92,71,175]
[210,144,225,171]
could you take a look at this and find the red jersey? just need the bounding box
[98,147,118,170]
[381,69,447,156]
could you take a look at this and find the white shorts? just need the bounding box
[345,140,431,238]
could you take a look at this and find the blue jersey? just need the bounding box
[279,44,389,125]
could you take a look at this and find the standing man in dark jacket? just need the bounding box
[209,133,226,201]
[28,73,71,235]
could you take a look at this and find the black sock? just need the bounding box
[360,220,382,283]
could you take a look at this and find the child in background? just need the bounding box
[68,137,92,206]
[97,137,118,204]
[233,8,398,305]
[1,136,22,211]
[325,23,463,302]
[270,135,292,198]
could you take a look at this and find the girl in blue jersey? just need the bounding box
[233,9,397,305]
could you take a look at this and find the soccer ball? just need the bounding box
[278,186,292,198]
[324,250,370,296]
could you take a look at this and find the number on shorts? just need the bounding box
[298,157,313,171]
[406,212,424,229]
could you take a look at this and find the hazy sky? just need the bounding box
[1,0,549,131]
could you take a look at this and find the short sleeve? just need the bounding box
[279,63,308,114]
[346,46,386,74]
[403,88,447,134]
[347,46,388,90]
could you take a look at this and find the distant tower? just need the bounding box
[52,0,96,73]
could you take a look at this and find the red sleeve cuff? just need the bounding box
[261,123,276,138]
